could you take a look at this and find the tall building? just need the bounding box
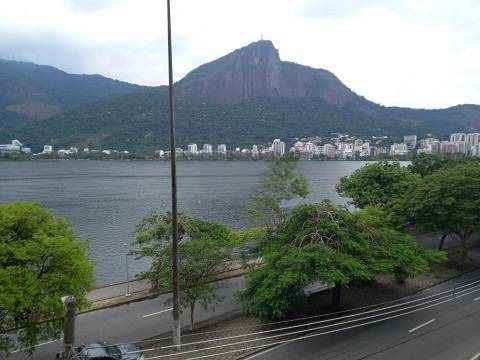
[323,144,336,158]
[272,139,285,157]
[450,133,466,143]
[187,143,198,155]
[390,143,408,156]
[440,142,458,154]
[354,139,363,152]
[217,144,227,154]
[251,145,258,157]
[203,144,213,155]
[466,133,480,148]
[403,135,417,150]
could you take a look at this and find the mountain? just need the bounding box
[0,59,145,126]
[175,40,357,105]
[1,41,480,152]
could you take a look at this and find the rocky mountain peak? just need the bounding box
[175,40,356,105]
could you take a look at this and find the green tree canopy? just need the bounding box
[389,163,480,265]
[239,201,444,320]
[0,202,94,356]
[244,157,309,226]
[336,161,420,208]
[132,212,236,330]
[409,153,480,177]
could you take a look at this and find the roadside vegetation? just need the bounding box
[0,202,94,357]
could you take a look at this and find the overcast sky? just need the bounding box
[1,0,478,109]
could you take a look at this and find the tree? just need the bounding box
[238,201,444,320]
[133,212,236,330]
[390,163,480,265]
[409,153,479,177]
[0,202,94,356]
[244,157,309,227]
[336,161,420,208]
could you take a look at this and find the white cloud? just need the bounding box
[0,0,478,108]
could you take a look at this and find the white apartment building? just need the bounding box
[203,144,213,155]
[217,144,227,154]
[272,139,285,157]
[187,143,198,155]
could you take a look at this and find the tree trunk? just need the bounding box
[190,302,195,331]
[438,233,448,251]
[460,232,471,266]
[332,283,342,310]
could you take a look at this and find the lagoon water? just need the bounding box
[0,160,369,285]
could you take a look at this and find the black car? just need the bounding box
[65,342,145,360]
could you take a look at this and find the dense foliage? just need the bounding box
[132,212,236,330]
[336,161,420,208]
[389,163,480,265]
[238,202,444,320]
[0,202,94,356]
[409,153,480,177]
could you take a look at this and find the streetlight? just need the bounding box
[166,0,181,350]
[124,243,131,297]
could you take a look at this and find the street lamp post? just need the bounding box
[124,243,131,297]
[166,0,181,350]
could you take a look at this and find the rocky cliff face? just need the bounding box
[175,40,357,105]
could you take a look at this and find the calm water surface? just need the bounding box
[0,160,369,285]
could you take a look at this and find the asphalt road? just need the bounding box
[11,276,245,360]
[246,270,480,360]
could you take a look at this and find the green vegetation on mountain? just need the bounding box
[1,41,480,152]
[0,58,144,127]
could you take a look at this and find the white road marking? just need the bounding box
[469,352,480,360]
[408,318,436,333]
[142,308,173,318]
[474,296,480,301]
[12,338,63,353]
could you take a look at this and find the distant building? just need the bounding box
[187,143,198,155]
[252,145,258,157]
[43,145,53,154]
[440,141,458,154]
[403,135,417,150]
[390,143,408,156]
[466,133,480,154]
[272,139,285,157]
[21,147,31,154]
[0,140,22,153]
[202,144,213,155]
[217,144,227,154]
[450,133,466,143]
[155,150,165,158]
[323,144,336,158]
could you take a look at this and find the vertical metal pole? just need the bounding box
[166,0,181,350]
[124,243,131,297]
[63,296,76,359]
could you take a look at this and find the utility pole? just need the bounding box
[63,296,76,359]
[124,243,131,297]
[166,0,181,350]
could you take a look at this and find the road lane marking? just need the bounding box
[408,318,436,333]
[474,296,480,301]
[469,352,480,360]
[142,308,173,318]
[12,338,63,353]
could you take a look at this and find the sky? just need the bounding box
[0,0,479,109]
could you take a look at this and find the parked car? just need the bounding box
[57,342,144,360]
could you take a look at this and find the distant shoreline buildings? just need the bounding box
[2,132,480,160]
